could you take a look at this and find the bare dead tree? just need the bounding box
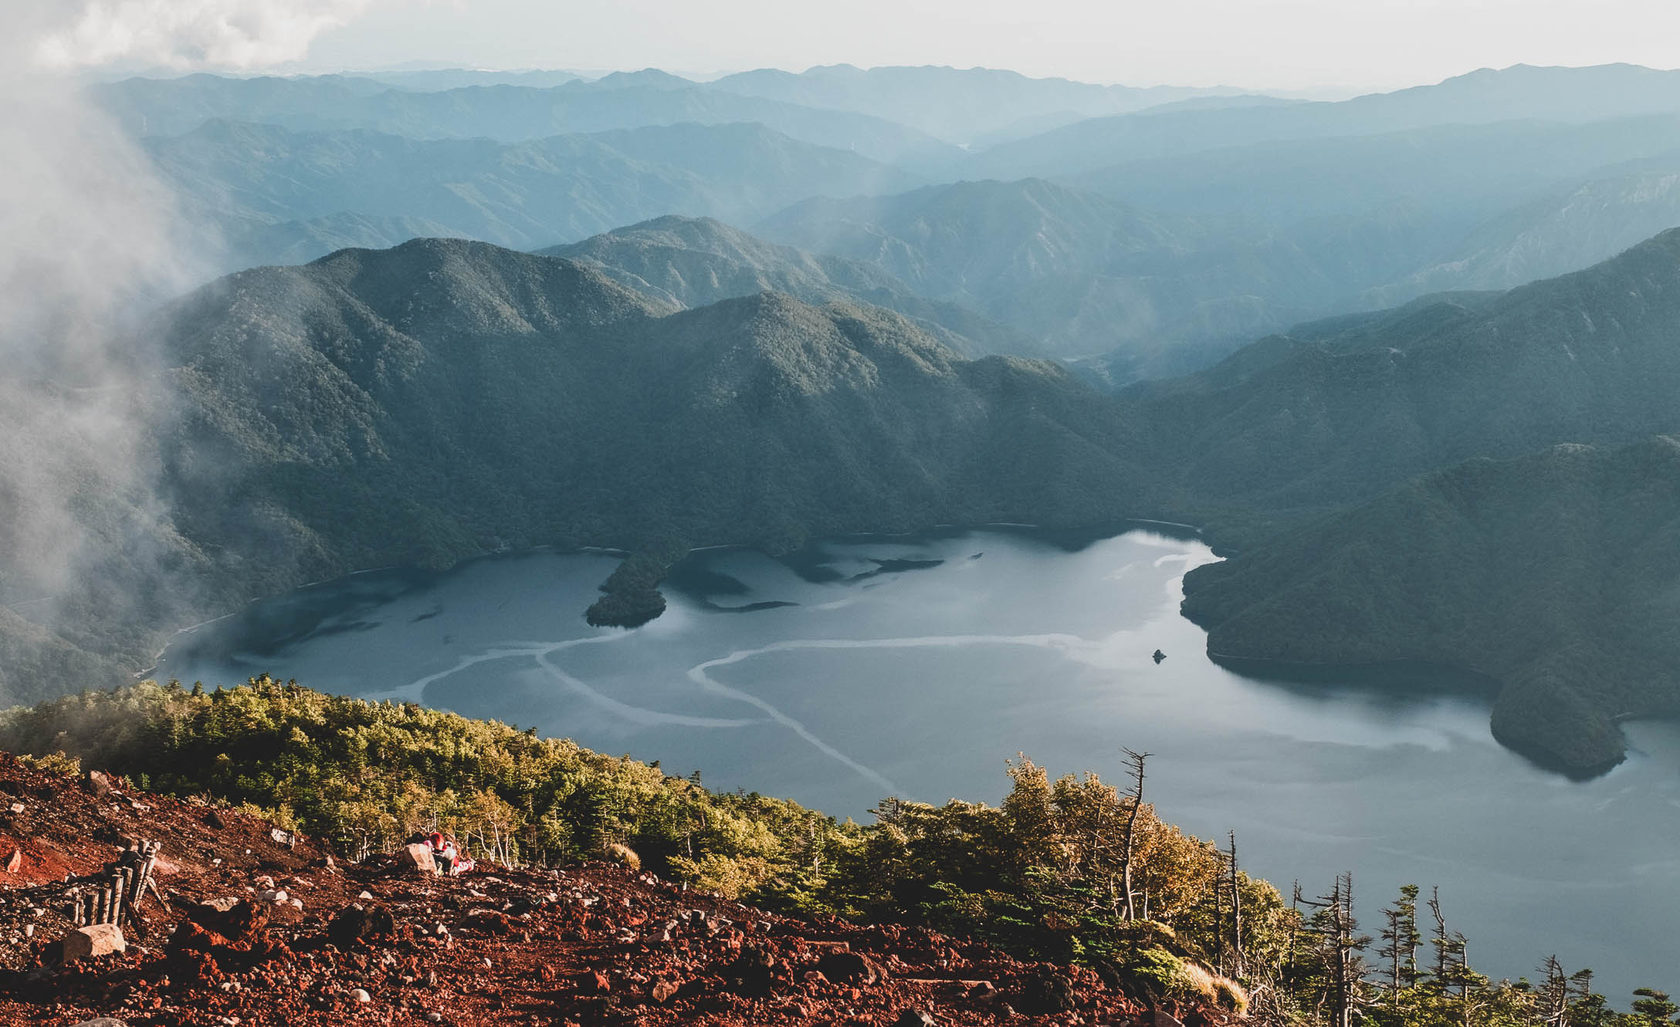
[1538,955,1571,1027]
[1429,886,1450,983]
[1119,747,1150,921]
[1228,830,1244,973]
[1300,873,1367,1027]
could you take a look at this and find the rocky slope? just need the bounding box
[0,753,1175,1027]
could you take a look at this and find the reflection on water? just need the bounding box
[157,528,1680,999]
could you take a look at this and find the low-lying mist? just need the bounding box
[0,0,387,703]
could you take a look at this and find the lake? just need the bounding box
[155,526,1680,999]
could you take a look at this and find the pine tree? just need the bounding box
[1631,988,1680,1026]
[1377,884,1421,996]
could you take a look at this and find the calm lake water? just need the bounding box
[157,527,1680,999]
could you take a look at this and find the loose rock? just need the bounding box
[817,949,882,986]
[399,843,437,875]
[62,923,127,962]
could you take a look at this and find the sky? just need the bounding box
[21,0,1680,94]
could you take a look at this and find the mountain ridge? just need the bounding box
[95,73,960,167]
[542,215,1040,356]
[974,62,1680,179]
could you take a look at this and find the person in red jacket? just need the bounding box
[427,832,476,874]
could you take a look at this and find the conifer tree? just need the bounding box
[1377,884,1421,995]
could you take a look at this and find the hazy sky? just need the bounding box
[29,0,1680,94]
[292,0,1680,93]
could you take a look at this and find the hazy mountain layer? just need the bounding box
[543,215,1038,356]
[94,73,959,168]
[107,66,1680,379]
[975,63,1680,180]
[760,178,1365,364]
[148,120,916,272]
[1370,154,1680,304]
[1181,437,1680,776]
[707,64,1243,145]
[1075,116,1680,223]
[352,68,585,91]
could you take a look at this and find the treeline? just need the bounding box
[0,678,1671,1024]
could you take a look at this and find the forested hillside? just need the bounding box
[159,237,1146,591]
[1136,228,1680,536]
[1182,437,1680,775]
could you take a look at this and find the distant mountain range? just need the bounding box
[703,64,1245,145]
[147,119,915,271]
[98,64,1680,375]
[94,72,960,168]
[1369,151,1680,303]
[759,178,1350,364]
[974,63,1680,180]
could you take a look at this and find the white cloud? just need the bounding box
[34,0,372,70]
[0,0,382,640]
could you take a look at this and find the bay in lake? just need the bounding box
[156,527,1680,998]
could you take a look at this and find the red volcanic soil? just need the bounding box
[0,754,1183,1026]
